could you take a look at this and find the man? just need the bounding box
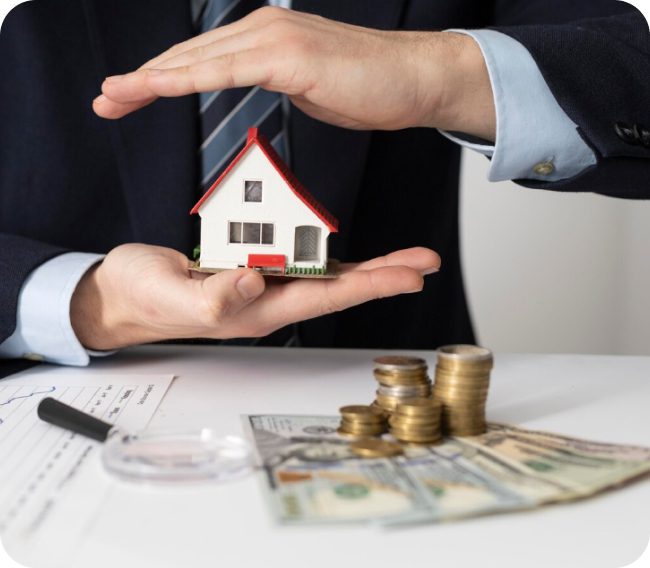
[1,0,649,374]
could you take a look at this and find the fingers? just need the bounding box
[141,28,261,76]
[93,6,291,119]
[341,247,441,275]
[94,48,272,119]
[92,94,156,120]
[320,265,424,314]
[236,263,426,336]
[198,267,266,324]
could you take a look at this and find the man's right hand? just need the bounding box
[70,244,440,351]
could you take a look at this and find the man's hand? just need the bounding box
[93,7,496,140]
[70,244,440,351]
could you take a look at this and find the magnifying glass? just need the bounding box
[37,398,253,484]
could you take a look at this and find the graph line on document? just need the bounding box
[0,386,56,425]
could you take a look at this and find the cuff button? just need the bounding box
[533,161,555,176]
[23,353,45,362]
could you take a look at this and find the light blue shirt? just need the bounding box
[0,12,596,366]
[442,29,596,182]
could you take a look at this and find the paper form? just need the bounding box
[0,372,174,567]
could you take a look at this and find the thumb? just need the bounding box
[200,268,266,318]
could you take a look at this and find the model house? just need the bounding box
[190,128,339,275]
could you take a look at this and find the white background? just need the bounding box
[1,1,649,567]
[460,150,650,356]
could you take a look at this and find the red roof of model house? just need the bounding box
[190,128,339,233]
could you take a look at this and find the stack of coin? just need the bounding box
[432,345,493,437]
[389,398,443,445]
[338,405,388,438]
[372,356,431,413]
[350,438,404,459]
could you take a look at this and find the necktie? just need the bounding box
[197,0,286,193]
[195,0,297,347]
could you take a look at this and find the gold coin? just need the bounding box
[389,414,441,426]
[433,375,490,387]
[395,398,442,417]
[433,377,490,389]
[437,344,493,363]
[444,418,487,426]
[372,400,398,412]
[434,395,488,405]
[337,427,377,439]
[374,368,429,378]
[350,438,404,458]
[434,370,490,382]
[339,405,387,423]
[390,429,443,444]
[433,388,489,398]
[339,420,386,435]
[437,365,492,376]
[373,356,428,372]
[375,393,404,407]
[390,428,441,441]
[433,392,488,402]
[374,372,430,386]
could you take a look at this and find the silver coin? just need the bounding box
[377,385,431,398]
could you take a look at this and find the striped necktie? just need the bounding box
[195,0,297,347]
[197,0,286,193]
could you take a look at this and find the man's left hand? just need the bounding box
[93,6,496,140]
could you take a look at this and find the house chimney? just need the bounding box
[247,127,259,143]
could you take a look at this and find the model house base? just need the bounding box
[190,259,340,279]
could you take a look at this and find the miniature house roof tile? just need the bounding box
[190,128,339,233]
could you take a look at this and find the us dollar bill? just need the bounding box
[243,415,650,525]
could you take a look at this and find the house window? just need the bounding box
[243,222,261,244]
[261,223,274,245]
[229,222,242,243]
[229,222,274,245]
[244,180,263,202]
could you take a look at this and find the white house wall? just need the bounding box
[199,144,330,269]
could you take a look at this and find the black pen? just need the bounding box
[37,397,120,442]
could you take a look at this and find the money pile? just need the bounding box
[372,356,431,413]
[432,345,493,436]
[389,398,443,445]
[338,405,388,438]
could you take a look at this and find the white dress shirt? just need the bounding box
[0,2,596,366]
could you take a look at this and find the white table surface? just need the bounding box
[11,346,650,568]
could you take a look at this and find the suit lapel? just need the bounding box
[83,0,198,253]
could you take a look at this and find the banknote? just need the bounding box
[243,415,650,525]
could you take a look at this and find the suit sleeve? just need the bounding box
[490,1,650,198]
[0,235,68,344]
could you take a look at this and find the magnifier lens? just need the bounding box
[102,429,253,483]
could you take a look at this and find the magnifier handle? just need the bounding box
[38,397,114,442]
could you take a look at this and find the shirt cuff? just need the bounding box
[0,252,108,366]
[440,29,597,183]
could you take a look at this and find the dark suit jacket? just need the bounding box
[1,0,649,374]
